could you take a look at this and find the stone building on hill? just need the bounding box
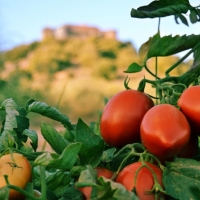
[42,24,116,40]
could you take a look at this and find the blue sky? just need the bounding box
[0,0,199,54]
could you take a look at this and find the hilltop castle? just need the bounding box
[42,24,117,40]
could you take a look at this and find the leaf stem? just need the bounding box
[144,64,161,79]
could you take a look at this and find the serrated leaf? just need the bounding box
[76,119,105,167]
[141,33,200,62]
[131,0,192,19]
[34,142,82,170]
[163,158,200,200]
[22,129,38,151]
[40,122,70,154]
[26,99,73,130]
[123,63,143,73]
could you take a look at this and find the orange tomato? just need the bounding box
[0,153,32,200]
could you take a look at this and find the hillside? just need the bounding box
[0,36,192,124]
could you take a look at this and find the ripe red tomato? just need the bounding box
[178,85,200,135]
[0,153,32,200]
[116,162,165,200]
[140,104,190,159]
[78,167,114,200]
[100,89,154,148]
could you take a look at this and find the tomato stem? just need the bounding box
[139,162,166,196]
[40,166,48,200]
[113,143,145,179]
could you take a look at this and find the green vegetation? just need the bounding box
[0,36,191,123]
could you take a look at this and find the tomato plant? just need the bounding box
[100,89,154,148]
[1,1,200,200]
[116,161,165,200]
[140,104,191,159]
[178,85,200,135]
[0,153,32,200]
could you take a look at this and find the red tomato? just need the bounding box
[140,104,190,159]
[116,162,165,200]
[0,153,32,200]
[100,89,154,148]
[78,167,114,200]
[178,85,200,135]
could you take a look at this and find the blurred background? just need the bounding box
[0,0,199,126]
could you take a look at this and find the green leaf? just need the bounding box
[46,171,71,190]
[26,99,73,130]
[76,166,138,199]
[22,129,38,151]
[34,142,82,170]
[101,148,116,163]
[0,98,29,151]
[163,158,200,200]
[123,63,143,73]
[131,0,192,19]
[91,177,138,200]
[76,119,105,167]
[190,9,198,23]
[14,107,30,143]
[76,165,98,188]
[1,98,19,132]
[141,33,200,62]
[40,122,70,154]
[70,165,86,178]
[62,187,83,200]
[174,13,189,26]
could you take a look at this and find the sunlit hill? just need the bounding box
[0,24,192,124]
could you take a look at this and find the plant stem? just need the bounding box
[4,175,40,200]
[144,64,160,79]
[40,166,47,200]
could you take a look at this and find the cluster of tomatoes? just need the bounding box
[79,85,200,200]
[1,86,200,200]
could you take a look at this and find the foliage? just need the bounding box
[0,1,200,199]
